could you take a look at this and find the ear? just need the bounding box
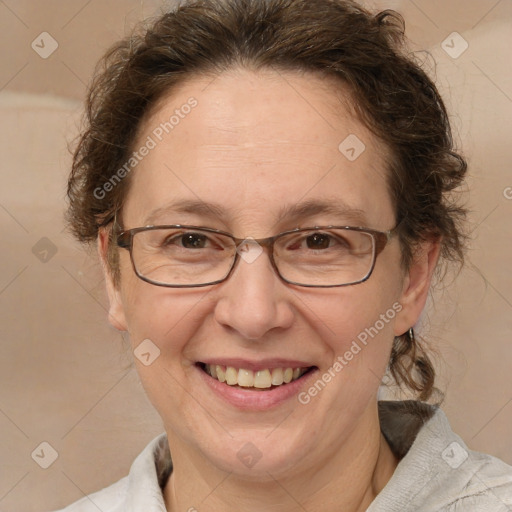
[98,227,128,331]
[394,238,441,336]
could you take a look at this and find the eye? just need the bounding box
[179,232,209,249]
[305,233,332,250]
[288,231,350,251]
[161,231,213,249]
[283,230,354,255]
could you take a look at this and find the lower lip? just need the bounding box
[196,365,319,411]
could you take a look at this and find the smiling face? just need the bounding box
[100,67,435,481]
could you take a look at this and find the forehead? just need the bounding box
[123,68,395,232]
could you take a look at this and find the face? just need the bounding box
[101,68,436,479]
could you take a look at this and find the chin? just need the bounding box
[199,424,316,479]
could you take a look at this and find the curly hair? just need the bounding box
[67,0,468,402]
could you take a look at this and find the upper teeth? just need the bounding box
[204,364,309,388]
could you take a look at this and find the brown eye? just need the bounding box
[162,232,210,249]
[179,233,208,249]
[305,233,331,250]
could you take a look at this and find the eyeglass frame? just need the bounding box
[114,221,402,289]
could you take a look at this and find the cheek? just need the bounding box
[298,259,404,389]
[116,249,210,361]
[119,282,215,418]
[121,283,210,354]
[304,278,401,348]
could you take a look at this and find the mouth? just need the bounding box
[197,362,316,391]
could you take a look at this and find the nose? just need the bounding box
[213,243,294,340]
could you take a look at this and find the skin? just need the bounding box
[98,67,440,511]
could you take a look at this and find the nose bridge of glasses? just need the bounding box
[233,234,275,251]
[231,235,276,271]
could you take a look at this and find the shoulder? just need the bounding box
[371,401,512,511]
[440,450,512,511]
[50,433,170,512]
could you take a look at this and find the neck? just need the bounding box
[164,403,398,512]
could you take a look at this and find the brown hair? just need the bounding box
[67,0,467,402]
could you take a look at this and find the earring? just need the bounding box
[407,327,415,343]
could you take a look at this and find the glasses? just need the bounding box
[115,223,400,288]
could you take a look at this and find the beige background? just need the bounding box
[0,0,511,510]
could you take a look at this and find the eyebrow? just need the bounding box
[143,199,226,225]
[143,198,368,227]
[276,200,368,226]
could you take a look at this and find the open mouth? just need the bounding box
[197,362,316,391]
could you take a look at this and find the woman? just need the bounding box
[59,0,512,510]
